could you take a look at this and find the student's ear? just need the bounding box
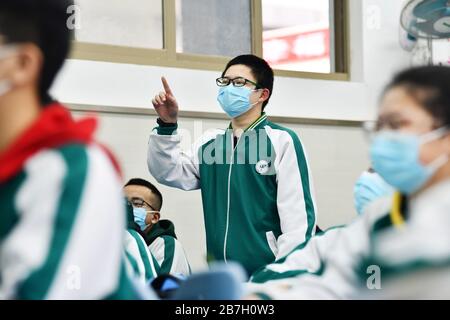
[259,88,270,104]
[150,212,161,224]
[10,44,43,89]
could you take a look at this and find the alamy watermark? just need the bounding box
[66,265,81,291]
[366,4,382,31]
[66,5,82,31]
[161,122,278,174]
[366,265,382,290]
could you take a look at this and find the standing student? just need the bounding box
[148,54,317,275]
[0,0,137,299]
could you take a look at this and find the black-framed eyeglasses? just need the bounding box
[127,197,157,211]
[216,77,261,89]
[362,117,413,138]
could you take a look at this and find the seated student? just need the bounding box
[246,66,450,299]
[124,200,159,285]
[124,194,246,300]
[124,178,191,277]
[0,0,138,299]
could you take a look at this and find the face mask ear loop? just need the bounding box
[249,89,264,108]
[249,100,259,108]
[420,127,450,172]
[420,127,449,145]
[428,154,450,172]
[0,81,12,97]
[0,45,19,97]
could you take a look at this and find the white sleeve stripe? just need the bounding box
[149,237,165,268]
[148,128,224,190]
[124,232,147,283]
[46,146,124,299]
[169,239,191,276]
[265,126,317,258]
[0,151,66,299]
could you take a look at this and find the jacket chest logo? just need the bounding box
[255,160,270,175]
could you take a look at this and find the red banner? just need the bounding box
[263,28,330,65]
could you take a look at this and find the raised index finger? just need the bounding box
[161,76,173,95]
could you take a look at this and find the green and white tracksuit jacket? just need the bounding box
[0,103,138,300]
[148,113,317,275]
[124,229,159,284]
[145,220,191,277]
[247,179,450,299]
[124,201,160,283]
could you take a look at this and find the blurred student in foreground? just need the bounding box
[0,0,138,299]
[246,66,450,299]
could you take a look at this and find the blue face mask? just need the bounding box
[133,207,150,231]
[370,128,449,195]
[217,86,259,118]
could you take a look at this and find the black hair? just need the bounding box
[222,54,274,109]
[0,0,74,105]
[125,178,163,211]
[385,66,450,127]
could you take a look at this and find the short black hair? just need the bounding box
[0,0,74,105]
[222,54,274,109]
[385,66,450,127]
[125,178,163,211]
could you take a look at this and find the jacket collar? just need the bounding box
[227,113,268,133]
[145,219,177,245]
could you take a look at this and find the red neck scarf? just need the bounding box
[0,102,121,183]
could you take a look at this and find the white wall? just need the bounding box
[59,0,412,271]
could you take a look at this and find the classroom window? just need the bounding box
[262,0,332,73]
[72,0,348,80]
[175,0,252,57]
[74,0,163,49]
